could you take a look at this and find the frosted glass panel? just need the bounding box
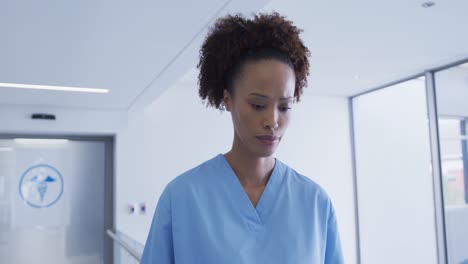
[0,139,106,264]
[352,79,438,264]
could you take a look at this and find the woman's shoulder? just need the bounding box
[279,160,333,206]
[164,154,223,192]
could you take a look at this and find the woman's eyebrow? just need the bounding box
[248,93,269,99]
[248,93,293,101]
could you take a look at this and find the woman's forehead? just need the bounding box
[235,60,295,98]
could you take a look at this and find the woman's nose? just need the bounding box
[262,109,279,130]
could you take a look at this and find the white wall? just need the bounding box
[115,78,357,263]
[115,82,233,243]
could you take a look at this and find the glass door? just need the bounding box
[0,137,113,264]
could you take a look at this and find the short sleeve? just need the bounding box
[140,187,174,264]
[324,205,344,264]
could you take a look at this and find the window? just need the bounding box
[439,117,468,207]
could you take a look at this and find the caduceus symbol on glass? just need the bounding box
[30,168,56,203]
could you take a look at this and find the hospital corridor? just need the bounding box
[1,0,468,263]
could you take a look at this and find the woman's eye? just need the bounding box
[280,106,292,112]
[251,104,265,111]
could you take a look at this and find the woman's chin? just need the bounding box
[252,147,277,158]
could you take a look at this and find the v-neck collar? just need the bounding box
[217,153,284,226]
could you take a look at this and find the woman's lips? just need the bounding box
[256,135,278,145]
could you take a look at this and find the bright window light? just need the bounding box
[0,82,109,93]
[458,62,468,69]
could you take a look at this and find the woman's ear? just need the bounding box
[223,89,232,112]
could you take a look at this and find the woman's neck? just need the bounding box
[224,143,275,188]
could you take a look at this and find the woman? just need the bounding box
[141,12,344,263]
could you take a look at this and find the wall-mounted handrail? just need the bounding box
[106,229,142,262]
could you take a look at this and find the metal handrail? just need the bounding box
[106,229,142,262]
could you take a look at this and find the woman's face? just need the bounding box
[223,59,296,157]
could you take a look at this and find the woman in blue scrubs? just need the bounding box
[141,12,344,264]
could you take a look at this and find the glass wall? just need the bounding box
[435,63,468,264]
[352,77,438,264]
[352,59,468,264]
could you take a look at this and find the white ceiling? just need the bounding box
[262,0,468,97]
[1,0,468,110]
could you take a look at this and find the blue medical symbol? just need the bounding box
[19,164,64,208]
[29,175,56,202]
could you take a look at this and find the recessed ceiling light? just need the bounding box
[14,138,69,145]
[422,2,435,8]
[0,82,109,93]
[353,75,360,80]
[0,147,13,152]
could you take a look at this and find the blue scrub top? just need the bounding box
[141,154,344,264]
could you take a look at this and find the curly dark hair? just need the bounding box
[197,12,310,110]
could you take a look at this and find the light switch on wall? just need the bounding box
[138,202,146,215]
[127,204,136,214]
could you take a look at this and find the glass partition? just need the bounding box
[352,77,439,264]
[435,63,468,264]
